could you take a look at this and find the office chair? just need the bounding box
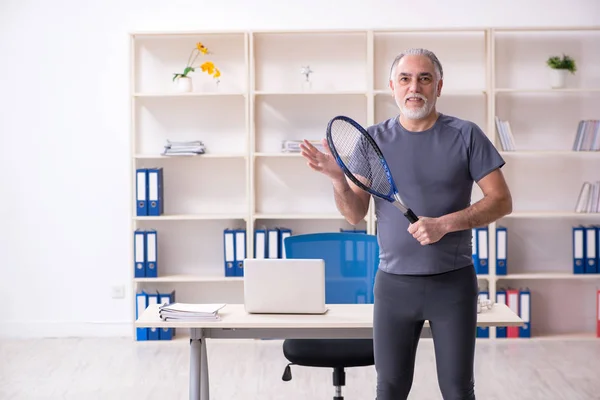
[281,232,379,400]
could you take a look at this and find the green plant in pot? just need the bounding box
[546,54,576,89]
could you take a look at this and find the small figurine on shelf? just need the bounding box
[546,54,576,89]
[300,65,313,91]
[172,42,221,93]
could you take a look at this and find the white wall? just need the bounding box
[0,0,598,338]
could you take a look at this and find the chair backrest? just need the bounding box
[283,232,380,304]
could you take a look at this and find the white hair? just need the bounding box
[389,48,444,82]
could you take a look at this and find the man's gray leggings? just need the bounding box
[373,265,478,400]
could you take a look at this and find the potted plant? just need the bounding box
[172,42,221,92]
[546,54,576,89]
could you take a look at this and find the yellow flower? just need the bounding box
[196,42,208,54]
[200,61,215,75]
[214,68,221,79]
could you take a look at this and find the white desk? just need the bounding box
[136,303,523,400]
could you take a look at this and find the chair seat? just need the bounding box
[283,339,374,368]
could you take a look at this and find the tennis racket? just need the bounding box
[326,115,419,224]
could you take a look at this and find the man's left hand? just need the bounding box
[407,217,447,246]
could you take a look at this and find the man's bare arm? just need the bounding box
[439,169,512,232]
[332,176,371,225]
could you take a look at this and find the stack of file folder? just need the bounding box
[254,227,292,259]
[470,226,507,275]
[573,225,600,274]
[159,303,226,321]
[162,140,206,156]
[134,229,158,278]
[136,289,176,341]
[224,228,247,277]
[495,288,531,338]
[136,168,164,216]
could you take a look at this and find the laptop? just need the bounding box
[243,258,328,314]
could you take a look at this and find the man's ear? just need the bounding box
[437,79,443,97]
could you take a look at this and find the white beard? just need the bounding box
[397,94,434,120]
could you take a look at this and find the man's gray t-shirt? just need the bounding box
[361,113,505,276]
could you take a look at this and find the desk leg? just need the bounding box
[200,337,209,400]
[190,329,210,400]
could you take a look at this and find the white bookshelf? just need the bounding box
[129,26,600,340]
[492,26,600,340]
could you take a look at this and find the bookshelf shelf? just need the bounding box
[253,213,360,220]
[134,214,248,221]
[135,274,244,283]
[254,91,368,96]
[134,92,247,97]
[497,272,600,280]
[504,211,600,219]
[135,154,247,159]
[495,88,600,93]
[254,153,303,158]
[531,332,597,340]
[130,26,600,341]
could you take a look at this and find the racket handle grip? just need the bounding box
[404,209,419,223]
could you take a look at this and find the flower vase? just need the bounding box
[176,76,193,93]
[301,78,312,92]
[549,69,568,89]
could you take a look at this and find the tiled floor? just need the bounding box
[1,336,599,399]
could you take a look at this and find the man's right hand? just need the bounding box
[300,138,370,225]
[299,138,345,182]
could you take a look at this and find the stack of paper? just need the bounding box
[159,303,226,321]
[281,139,324,153]
[162,140,206,156]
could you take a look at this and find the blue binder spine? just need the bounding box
[477,291,490,338]
[496,289,507,338]
[496,226,507,275]
[145,229,158,278]
[134,229,146,278]
[146,291,160,340]
[158,290,176,340]
[147,167,164,216]
[223,228,235,277]
[573,226,585,274]
[254,228,266,259]
[278,228,292,259]
[136,168,148,216]
[477,227,489,274]
[518,288,531,338]
[135,291,148,341]
[596,225,600,274]
[234,228,246,277]
[585,226,597,274]
[471,228,479,273]
[267,228,279,258]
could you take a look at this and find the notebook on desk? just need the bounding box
[243,258,328,314]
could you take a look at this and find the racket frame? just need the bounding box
[326,115,419,223]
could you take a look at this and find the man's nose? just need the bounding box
[408,79,420,92]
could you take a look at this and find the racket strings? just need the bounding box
[330,120,393,196]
